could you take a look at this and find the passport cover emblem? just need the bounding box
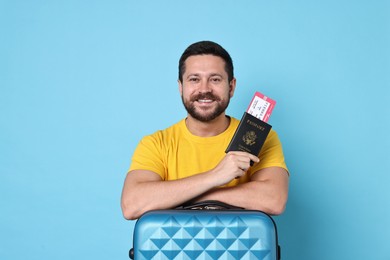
[243,131,257,146]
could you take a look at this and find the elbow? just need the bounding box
[267,194,288,215]
[121,201,144,220]
[250,196,287,215]
[268,200,286,215]
[255,191,287,216]
[122,208,138,221]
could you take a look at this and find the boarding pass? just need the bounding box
[246,91,276,123]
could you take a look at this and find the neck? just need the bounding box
[185,114,230,137]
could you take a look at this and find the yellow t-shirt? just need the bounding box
[129,117,288,187]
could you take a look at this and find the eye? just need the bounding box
[190,78,200,83]
[188,77,200,82]
[210,77,222,83]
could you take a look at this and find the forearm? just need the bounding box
[193,169,289,215]
[121,170,223,220]
[193,182,284,214]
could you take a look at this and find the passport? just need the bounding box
[226,91,275,164]
[225,112,272,159]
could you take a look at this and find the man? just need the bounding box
[121,41,289,220]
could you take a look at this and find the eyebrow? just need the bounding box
[186,73,200,78]
[186,73,223,78]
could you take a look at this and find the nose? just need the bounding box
[198,79,212,93]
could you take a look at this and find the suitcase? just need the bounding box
[129,202,281,260]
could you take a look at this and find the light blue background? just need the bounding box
[1,0,389,259]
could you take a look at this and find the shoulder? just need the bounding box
[140,119,185,145]
[266,129,282,143]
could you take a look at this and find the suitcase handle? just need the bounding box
[175,200,244,210]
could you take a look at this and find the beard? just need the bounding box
[181,92,230,122]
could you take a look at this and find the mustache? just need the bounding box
[190,92,220,102]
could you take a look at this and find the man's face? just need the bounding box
[179,55,236,122]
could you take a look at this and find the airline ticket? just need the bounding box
[246,91,276,123]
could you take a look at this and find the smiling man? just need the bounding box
[121,41,289,220]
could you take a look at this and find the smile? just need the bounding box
[197,99,213,103]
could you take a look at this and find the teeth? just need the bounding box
[198,99,213,103]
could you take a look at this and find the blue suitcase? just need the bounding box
[129,202,280,260]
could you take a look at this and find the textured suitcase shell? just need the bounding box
[131,210,279,260]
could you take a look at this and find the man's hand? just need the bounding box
[210,151,260,186]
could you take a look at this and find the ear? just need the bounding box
[229,78,237,98]
[178,80,183,96]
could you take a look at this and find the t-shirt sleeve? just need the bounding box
[250,130,288,174]
[128,133,166,179]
